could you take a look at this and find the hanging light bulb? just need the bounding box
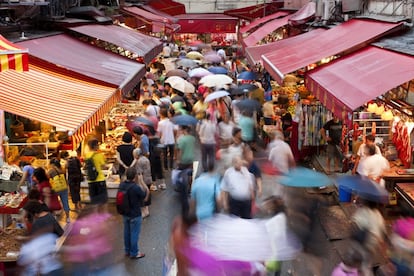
[367,102,378,113]
[375,105,385,115]
[381,110,394,120]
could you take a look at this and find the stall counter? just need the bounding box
[383,168,414,191]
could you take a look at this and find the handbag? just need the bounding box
[50,169,68,193]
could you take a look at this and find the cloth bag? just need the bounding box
[50,173,67,193]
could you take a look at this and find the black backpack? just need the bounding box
[67,157,82,178]
[85,153,98,181]
[116,184,134,215]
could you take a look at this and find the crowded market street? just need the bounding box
[1,1,414,275]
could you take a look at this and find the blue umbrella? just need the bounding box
[278,167,333,188]
[171,114,198,126]
[336,175,389,203]
[230,83,258,95]
[135,116,154,127]
[208,66,228,75]
[237,71,258,81]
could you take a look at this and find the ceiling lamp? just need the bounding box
[381,110,394,120]
[375,105,385,115]
[367,102,378,113]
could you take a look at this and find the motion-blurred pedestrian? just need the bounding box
[221,156,254,219]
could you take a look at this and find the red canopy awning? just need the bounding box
[147,0,185,16]
[68,24,163,64]
[224,2,283,21]
[17,34,145,94]
[262,19,403,84]
[121,6,181,33]
[0,35,29,72]
[245,28,326,66]
[175,13,238,34]
[141,5,179,23]
[0,64,119,145]
[242,14,292,47]
[288,2,316,26]
[240,11,290,34]
[305,46,414,123]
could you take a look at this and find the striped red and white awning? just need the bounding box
[0,64,120,145]
[0,35,29,72]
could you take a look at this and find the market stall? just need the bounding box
[80,102,145,202]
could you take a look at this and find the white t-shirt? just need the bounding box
[356,143,381,174]
[359,153,390,181]
[197,120,217,144]
[268,139,294,174]
[145,105,160,118]
[221,166,254,200]
[163,45,172,57]
[218,121,235,141]
[157,118,176,145]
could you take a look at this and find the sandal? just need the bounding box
[130,253,145,259]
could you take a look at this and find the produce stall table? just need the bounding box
[0,195,27,228]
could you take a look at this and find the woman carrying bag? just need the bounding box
[48,158,70,223]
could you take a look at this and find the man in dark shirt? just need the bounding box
[120,167,148,259]
[320,116,343,174]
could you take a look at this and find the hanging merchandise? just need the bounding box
[392,119,413,168]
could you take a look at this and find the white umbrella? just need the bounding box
[188,67,213,78]
[165,76,186,93]
[184,81,195,94]
[204,90,230,103]
[176,58,199,69]
[199,74,233,88]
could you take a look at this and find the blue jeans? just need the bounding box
[123,216,142,256]
[57,189,69,212]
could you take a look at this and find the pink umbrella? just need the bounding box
[203,53,222,64]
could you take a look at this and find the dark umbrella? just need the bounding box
[166,69,189,79]
[336,175,389,203]
[230,84,258,95]
[235,99,261,112]
[208,66,228,75]
[237,71,258,81]
[171,114,198,126]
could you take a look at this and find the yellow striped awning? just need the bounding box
[0,64,120,145]
[0,35,29,72]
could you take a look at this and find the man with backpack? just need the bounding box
[118,167,148,259]
[85,138,108,205]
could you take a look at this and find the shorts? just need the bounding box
[326,144,343,159]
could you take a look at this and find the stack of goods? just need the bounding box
[0,193,27,209]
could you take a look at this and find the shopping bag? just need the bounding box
[50,173,67,192]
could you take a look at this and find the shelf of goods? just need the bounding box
[107,102,144,129]
[353,112,392,139]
